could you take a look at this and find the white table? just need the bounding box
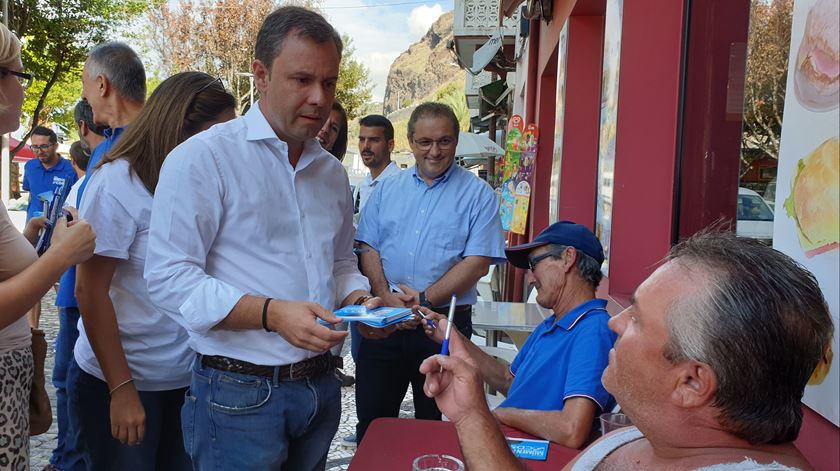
[471,301,549,348]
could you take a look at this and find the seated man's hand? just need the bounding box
[419,307,451,344]
[419,347,486,426]
[267,300,348,352]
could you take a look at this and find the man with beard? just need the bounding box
[353,114,401,225]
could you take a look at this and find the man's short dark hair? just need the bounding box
[31,125,57,143]
[255,6,342,73]
[68,141,90,172]
[73,100,107,136]
[664,231,833,444]
[359,114,394,142]
[407,102,459,142]
[86,42,146,103]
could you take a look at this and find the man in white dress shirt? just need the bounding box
[353,114,400,223]
[144,7,376,470]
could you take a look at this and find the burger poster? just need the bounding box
[773,0,839,425]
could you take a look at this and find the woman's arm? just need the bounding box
[0,218,94,329]
[76,255,146,446]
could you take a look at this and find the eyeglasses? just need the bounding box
[527,249,565,271]
[197,77,223,94]
[29,143,55,151]
[0,68,33,89]
[412,137,456,151]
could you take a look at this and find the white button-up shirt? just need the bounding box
[145,102,370,365]
[353,161,400,225]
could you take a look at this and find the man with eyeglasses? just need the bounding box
[22,126,78,329]
[351,102,506,445]
[421,221,617,449]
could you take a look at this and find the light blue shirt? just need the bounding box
[355,163,506,306]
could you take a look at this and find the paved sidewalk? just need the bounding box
[29,291,417,471]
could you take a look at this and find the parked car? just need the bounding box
[737,187,774,244]
[763,177,777,210]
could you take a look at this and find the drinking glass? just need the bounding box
[412,454,465,471]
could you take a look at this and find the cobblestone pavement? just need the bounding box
[29,291,417,471]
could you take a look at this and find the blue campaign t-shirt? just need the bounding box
[55,127,124,309]
[22,157,77,221]
[501,298,617,412]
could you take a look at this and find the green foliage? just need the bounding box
[434,80,470,132]
[336,35,373,121]
[6,0,147,153]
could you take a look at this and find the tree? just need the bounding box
[435,79,469,132]
[741,0,793,172]
[336,35,372,120]
[146,0,279,114]
[6,0,147,156]
[147,1,372,118]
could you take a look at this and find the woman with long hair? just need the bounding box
[318,100,348,159]
[72,72,235,470]
[0,23,95,469]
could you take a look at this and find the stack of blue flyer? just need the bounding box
[331,305,414,328]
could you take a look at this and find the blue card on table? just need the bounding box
[506,437,549,461]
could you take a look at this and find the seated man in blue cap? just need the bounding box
[421,221,617,448]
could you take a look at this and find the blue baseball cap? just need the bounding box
[505,221,605,269]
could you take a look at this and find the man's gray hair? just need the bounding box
[86,42,146,103]
[255,6,342,73]
[663,231,833,444]
[546,244,603,289]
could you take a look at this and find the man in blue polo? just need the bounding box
[22,126,77,221]
[421,221,617,449]
[22,126,78,328]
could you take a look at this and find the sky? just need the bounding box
[319,0,453,101]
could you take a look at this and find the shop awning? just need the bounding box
[9,138,35,163]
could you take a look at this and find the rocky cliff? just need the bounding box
[382,11,461,114]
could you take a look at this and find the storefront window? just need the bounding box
[549,20,570,225]
[594,0,623,275]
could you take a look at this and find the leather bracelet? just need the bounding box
[109,378,134,396]
[262,297,273,333]
[419,291,434,309]
[354,294,373,306]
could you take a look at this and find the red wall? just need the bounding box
[556,15,604,229]
[607,0,686,297]
[796,406,840,471]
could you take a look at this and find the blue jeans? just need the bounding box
[183,356,342,471]
[66,358,191,471]
[50,307,85,471]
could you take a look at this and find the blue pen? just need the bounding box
[439,295,457,371]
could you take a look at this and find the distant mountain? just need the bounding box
[382,11,461,115]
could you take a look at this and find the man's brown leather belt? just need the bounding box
[200,352,335,380]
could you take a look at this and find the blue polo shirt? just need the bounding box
[355,163,506,306]
[76,126,124,198]
[22,157,77,221]
[501,298,617,412]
